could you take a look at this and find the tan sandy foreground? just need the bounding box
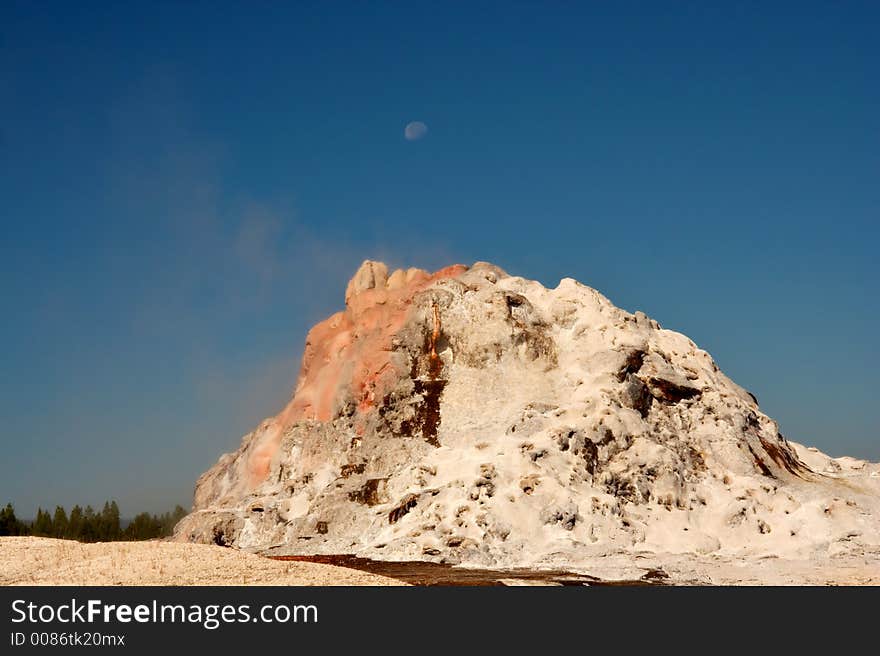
[0,537,406,586]
[3,537,879,585]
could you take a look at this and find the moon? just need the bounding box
[404,121,428,141]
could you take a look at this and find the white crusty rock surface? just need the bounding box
[175,261,880,577]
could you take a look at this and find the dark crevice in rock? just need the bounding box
[402,379,445,447]
[640,568,670,583]
[647,377,702,403]
[746,412,762,430]
[622,374,652,417]
[582,440,599,475]
[687,447,707,473]
[746,443,775,478]
[504,293,526,313]
[212,528,233,547]
[340,463,366,478]
[606,474,638,502]
[348,478,387,506]
[388,494,419,524]
[597,428,616,446]
[617,350,646,382]
[760,435,811,478]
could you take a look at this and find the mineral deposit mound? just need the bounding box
[175,261,880,571]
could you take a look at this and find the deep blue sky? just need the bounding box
[2,2,877,516]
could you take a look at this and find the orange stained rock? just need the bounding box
[244,262,468,489]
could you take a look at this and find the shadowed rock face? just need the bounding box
[176,260,880,569]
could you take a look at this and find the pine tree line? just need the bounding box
[0,501,188,541]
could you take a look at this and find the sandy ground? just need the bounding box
[0,538,406,586]
[3,537,878,586]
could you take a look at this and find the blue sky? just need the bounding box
[2,2,877,516]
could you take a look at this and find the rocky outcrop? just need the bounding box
[175,261,880,569]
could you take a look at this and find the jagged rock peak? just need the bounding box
[345,260,388,303]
